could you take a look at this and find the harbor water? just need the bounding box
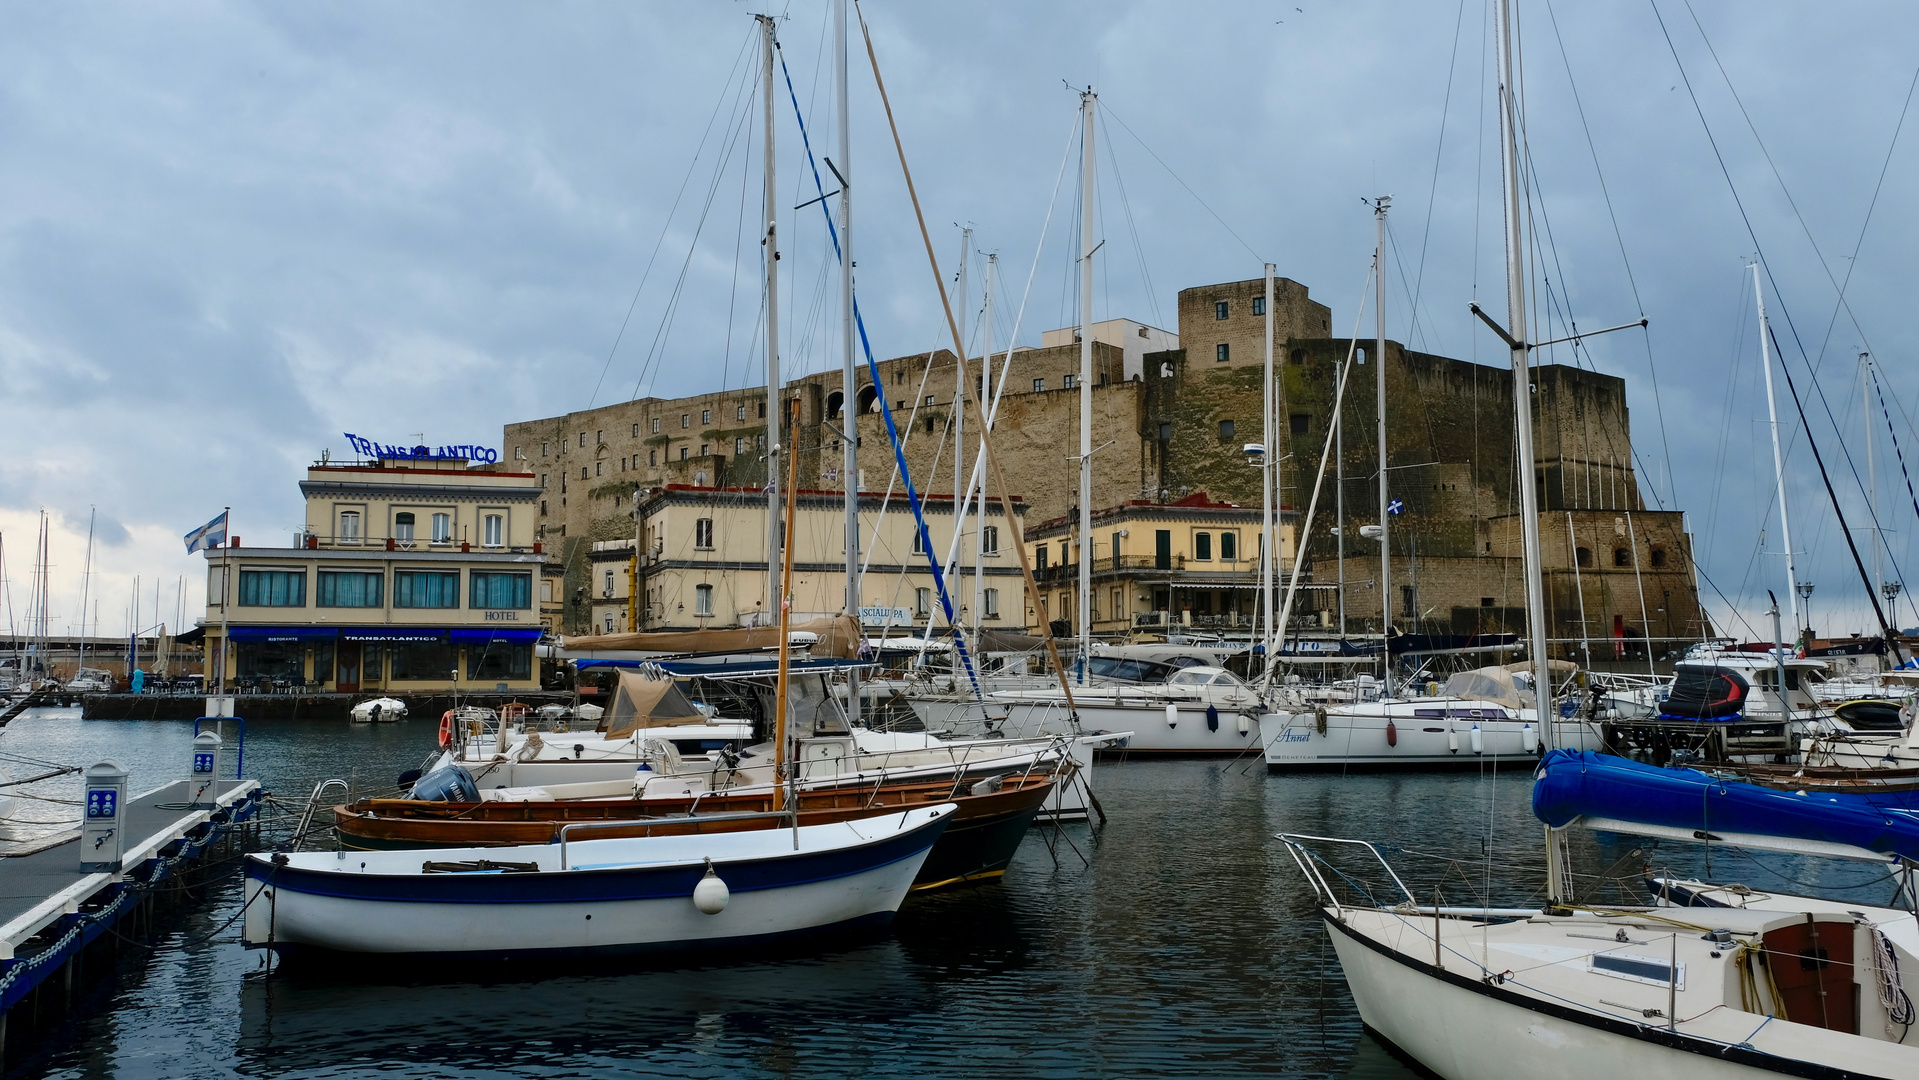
[0,708,1892,1079]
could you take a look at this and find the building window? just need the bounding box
[1063,374,1077,389]
[238,569,306,607]
[393,571,460,608]
[1158,422,1172,442]
[982,525,999,555]
[1219,420,1235,441]
[338,510,361,542]
[695,583,713,617]
[470,572,532,610]
[1481,597,1496,607]
[541,442,549,457]
[467,642,532,681]
[695,518,714,550]
[1194,532,1213,561]
[984,588,1000,619]
[605,615,616,632]
[1252,297,1265,316]
[1291,413,1311,435]
[1291,349,1305,366]
[431,513,452,543]
[676,447,686,461]
[1111,588,1124,620]
[596,430,603,444]
[540,500,547,516]
[912,527,926,555]
[483,514,504,547]
[1058,541,1069,566]
[1221,531,1238,561]
[317,571,382,608]
[702,409,711,424]
[735,437,745,455]
[699,443,708,456]
[581,467,588,479]
[1214,301,1229,320]
[1216,343,1230,363]
[1035,545,1048,570]
[681,414,690,429]
[1614,548,1631,567]
[924,394,936,406]
[1033,378,1046,393]
[632,423,639,437]
[579,433,586,447]
[622,457,627,471]
[649,450,658,466]
[758,401,767,418]
[1650,548,1668,568]
[391,512,416,543]
[540,474,547,489]
[604,569,615,596]
[915,587,932,618]
[388,641,458,681]
[1575,546,1593,567]
[596,462,603,477]
[652,417,661,434]
[736,405,745,421]
[756,435,766,451]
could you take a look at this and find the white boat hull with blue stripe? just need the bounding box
[241,805,954,959]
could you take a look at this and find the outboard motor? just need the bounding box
[408,763,482,802]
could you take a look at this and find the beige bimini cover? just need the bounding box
[565,614,864,660]
[1438,666,1531,711]
[601,671,708,739]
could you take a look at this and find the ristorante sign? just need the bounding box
[344,433,499,464]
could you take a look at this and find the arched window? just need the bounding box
[1649,548,1668,568]
[1290,349,1306,366]
[394,512,415,542]
[1575,546,1592,568]
[1613,548,1631,567]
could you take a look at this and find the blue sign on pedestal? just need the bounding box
[87,789,117,819]
[194,752,215,774]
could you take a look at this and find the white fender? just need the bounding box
[1470,725,1484,756]
[1165,703,1179,728]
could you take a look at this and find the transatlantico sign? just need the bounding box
[344,433,499,464]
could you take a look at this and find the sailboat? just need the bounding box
[1278,2,1919,1074]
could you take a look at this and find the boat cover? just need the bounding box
[563,614,864,659]
[1533,749,1919,860]
[1658,665,1749,721]
[601,671,708,737]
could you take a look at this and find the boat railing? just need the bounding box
[556,811,797,868]
[1275,833,1419,920]
[290,778,350,852]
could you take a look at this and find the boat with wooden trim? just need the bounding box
[331,770,1060,891]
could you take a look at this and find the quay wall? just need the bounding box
[79,691,575,722]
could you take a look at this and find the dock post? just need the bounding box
[190,731,222,809]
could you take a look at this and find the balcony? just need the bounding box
[1032,554,1264,585]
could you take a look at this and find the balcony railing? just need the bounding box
[1032,554,1264,584]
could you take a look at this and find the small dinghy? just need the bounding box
[349,697,407,724]
[241,804,955,960]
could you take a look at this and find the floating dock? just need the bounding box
[0,778,264,1069]
[78,690,574,721]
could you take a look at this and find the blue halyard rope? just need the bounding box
[775,44,985,705]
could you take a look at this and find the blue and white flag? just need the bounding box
[183,511,229,553]
[1386,498,1405,516]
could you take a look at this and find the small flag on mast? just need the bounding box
[183,511,229,554]
[1386,498,1404,516]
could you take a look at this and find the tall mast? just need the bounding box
[834,0,861,723]
[1261,263,1276,671]
[954,228,970,629]
[1495,0,1552,744]
[78,508,94,674]
[1077,88,1096,675]
[974,254,997,639]
[1864,351,1883,599]
[1337,350,1346,637]
[1753,262,1802,632]
[1372,196,1392,697]
[758,14,782,621]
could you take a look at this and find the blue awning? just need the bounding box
[227,627,339,642]
[450,628,542,644]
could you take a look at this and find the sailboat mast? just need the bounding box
[1752,263,1802,632]
[1372,197,1392,697]
[1077,87,1096,675]
[1495,0,1553,744]
[1261,262,1276,670]
[1864,351,1883,598]
[973,254,996,640]
[834,0,861,723]
[758,14,782,621]
[955,228,970,569]
[78,508,94,675]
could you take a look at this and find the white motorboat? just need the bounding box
[992,664,1265,754]
[242,804,956,960]
[349,697,407,723]
[1258,665,1601,770]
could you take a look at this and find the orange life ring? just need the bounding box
[439,710,455,749]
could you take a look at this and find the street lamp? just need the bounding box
[1796,580,1815,637]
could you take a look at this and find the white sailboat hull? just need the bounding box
[998,699,1262,754]
[1259,707,1600,769]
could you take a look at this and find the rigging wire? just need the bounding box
[1404,0,1471,357]
[586,25,758,409]
[1099,102,1265,265]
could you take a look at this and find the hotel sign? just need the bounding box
[344,432,499,464]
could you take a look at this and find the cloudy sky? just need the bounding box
[2,1,1915,642]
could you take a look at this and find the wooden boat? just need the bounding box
[332,770,1060,891]
[242,805,955,960]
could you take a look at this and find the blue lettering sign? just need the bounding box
[194,752,215,775]
[343,433,498,464]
